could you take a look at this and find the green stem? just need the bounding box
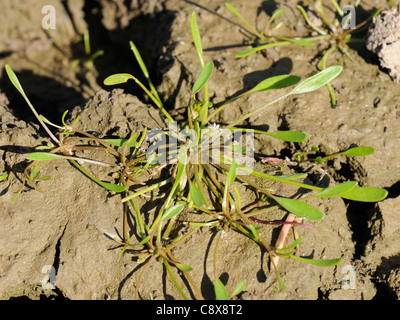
[225,93,288,129]
[321,44,338,107]
[163,260,189,300]
[121,178,171,202]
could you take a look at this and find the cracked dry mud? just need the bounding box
[1,0,400,300]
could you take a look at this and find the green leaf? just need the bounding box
[5,64,25,96]
[342,146,374,157]
[234,128,307,142]
[314,156,323,164]
[315,181,358,198]
[129,41,150,78]
[277,273,286,291]
[270,8,286,22]
[265,130,307,142]
[277,236,303,253]
[340,187,388,202]
[13,190,22,201]
[192,61,214,95]
[281,37,313,46]
[190,12,204,67]
[226,161,238,186]
[26,152,60,161]
[83,29,91,55]
[29,166,40,181]
[0,173,8,181]
[98,181,126,193]
[250,75,301,92]
[162,203,185,221]
[105,138,138,147]
[231,280,247,297]
[222,161,238,212]
[189,182,203,207]
[248,224,260,241]
[290,66,342,95]
[290,255,342,267]
[214,279,230,300]
[103,73,134,86]
[37,176,51,181]
[278,173,308,180]
[176,263,193,272]
[274,197,323,220]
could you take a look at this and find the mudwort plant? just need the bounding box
[3,11,388,299]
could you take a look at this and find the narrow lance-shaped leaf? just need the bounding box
[289,66,342,95]
[290,255,342,267]
[5,64,25,96]
[277,236,303,253]
[270,8,286,22]
[189,182,203,207]
[161,203,185,221]
[26,152,60,161]
[231,280,247,297]
[29,166,40,181]
[274,197,323,220]
[250,75,301,93]
[342,146,374,157]
[314,181,358,198]
[233,128,307,142]
[192,61,214,95]
[280,37,313,46]
[340,187,388,202]
[225,3,260,37]
[222,161,238,213]
[105,138,138,148]
[264,130,307,142]
[190,12,204,67]
[214,279,230,300]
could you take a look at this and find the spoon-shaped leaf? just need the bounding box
[315,181,358,198]
[103,73,134,85]
[192,61,214,95]
[189,182,203,207]
[290,255,342,266]
[264,130,307,142]
[289,66,342,95]
[214,279,229,300]
[161,203,185,221]
[274,197,323,220]
[340,187,388,202]
[250,75,301,92]
[26,152,60,161]
[342,146,374,157]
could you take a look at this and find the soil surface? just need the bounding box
[1,0,400,300]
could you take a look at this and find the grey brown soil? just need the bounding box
[1,0,400,300]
